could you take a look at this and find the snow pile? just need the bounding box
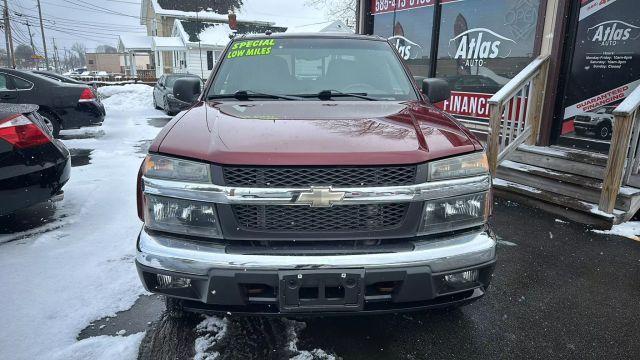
[198,25,233,46]
[49,333,146,360]
[194,316,229,360]
[99,84,154,110]
[592,222,640,241]
[0,84,165,359]
[286,320,336,360]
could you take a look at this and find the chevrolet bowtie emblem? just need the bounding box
[295,187,346,207]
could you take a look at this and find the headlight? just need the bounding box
[143,154,211,183]
[428,152,488,181]
[144,194,222,238]
[418,192,489,235]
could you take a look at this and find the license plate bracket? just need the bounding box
[278,269,365,313]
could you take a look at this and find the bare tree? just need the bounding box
[95,44,117,54]
[71,42,87,66]
[305,0,357,28]
[14,44,34,67]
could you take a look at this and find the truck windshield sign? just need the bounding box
[227,39,277,59]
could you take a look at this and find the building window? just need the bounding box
[88,59,94,65]
[371,1,436,78]
[207,51,214,70]
[370,0,542,122]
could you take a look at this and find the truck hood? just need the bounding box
[156,100,481,165]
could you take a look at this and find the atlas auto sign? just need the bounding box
[389,35,423,60]
[448,28,517,67]
[587,20,640,46]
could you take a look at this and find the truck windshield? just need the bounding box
[208,37,418,101]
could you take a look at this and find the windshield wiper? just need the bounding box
[208,90,303,101]
[298,90,378,101]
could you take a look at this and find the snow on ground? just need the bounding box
[592,222,640,241]
[286,320,336,360]
[193,316,229,360]
[50,332,146,360]
[0,84,166,360]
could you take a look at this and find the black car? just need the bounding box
[153,74,202,115]
[0,104,71,217]
[31,70,86,85]
[0,68,105,137]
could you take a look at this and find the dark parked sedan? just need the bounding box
[153,74,202,115]
[0,104,71,217]
[0,68,105,137]
[31,70,86,85]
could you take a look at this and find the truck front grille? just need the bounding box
[222,166,417,187]
[232,204,409,232]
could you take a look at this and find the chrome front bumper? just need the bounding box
[136,228,497,276]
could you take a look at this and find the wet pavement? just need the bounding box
[132,199,640,360]
[79,295,165,340]
[69,148,93,167]
[147,116,172,128]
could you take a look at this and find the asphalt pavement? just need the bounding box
[134,198,640,360]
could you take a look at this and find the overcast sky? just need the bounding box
[3,0,327,54]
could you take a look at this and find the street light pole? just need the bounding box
[36,0,49,69]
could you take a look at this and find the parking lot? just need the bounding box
[1,85,639,360]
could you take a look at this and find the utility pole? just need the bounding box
[3,0,15,68]
[52,38,59,72]
[26,21,37,69]
[2,0,11,67]
[36,0,49,69]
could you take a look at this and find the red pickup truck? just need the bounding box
[136,33,495,316]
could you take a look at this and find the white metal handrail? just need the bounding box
[599,85,640,213]
[486,55,550,175]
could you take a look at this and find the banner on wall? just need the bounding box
[561,0,639,136]
[434,91,528,120]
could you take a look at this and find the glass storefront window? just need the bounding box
[435,0,540,123]
[371,0,436,78]
[370,0,541,126]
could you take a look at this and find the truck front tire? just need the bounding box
[164,296,186,319]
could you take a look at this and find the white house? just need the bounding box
[170,20,231,79]
[117,35,153,77]
[137,0,287,79]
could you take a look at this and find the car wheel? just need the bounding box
[38,110,61,138]
[153,94,161,110]
[595,122,612,140]
[164,97,176,116]
[164,296,186,319]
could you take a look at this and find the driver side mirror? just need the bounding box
[422,78,451,104]
[173,78,201,103]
